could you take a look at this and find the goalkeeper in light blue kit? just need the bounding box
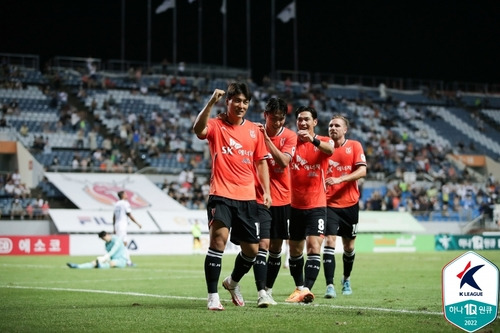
[67,231,128,269]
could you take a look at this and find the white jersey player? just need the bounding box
[113,191,142,266]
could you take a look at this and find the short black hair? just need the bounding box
[98,231,107,238]
[265,97,288,116]
[117,191,125,199]
[295,105,318,119]
[226,82,252,101]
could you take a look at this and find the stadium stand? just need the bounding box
[0,53,499,231]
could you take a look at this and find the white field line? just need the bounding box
[1,285,444,316]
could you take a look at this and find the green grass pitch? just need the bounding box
[1,251,499,332]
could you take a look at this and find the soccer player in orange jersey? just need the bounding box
[285,106,334,303]
[252,97,297,307]
[323,114,367,298]
[193,82,271,311]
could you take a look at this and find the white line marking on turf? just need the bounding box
[1,285,443,315]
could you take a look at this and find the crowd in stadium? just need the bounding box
[0,59,499,223]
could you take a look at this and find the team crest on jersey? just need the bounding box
[250,130,256,139]
[346,146,352,154]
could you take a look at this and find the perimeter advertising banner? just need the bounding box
[435,234,500,251]
[0,235,70,255]
[49,209,209,233]
[356,234,435,253]
[44,172,187,211]
[49,209,160,233]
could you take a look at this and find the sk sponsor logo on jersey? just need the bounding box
[442,251,499,332]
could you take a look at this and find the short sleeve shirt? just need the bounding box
[256,127,297,206]
[204,118,268,201]
[326,139,367,208]
[290,135,334,209]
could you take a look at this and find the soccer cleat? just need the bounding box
[222,276,245,306]
[325,284,337,298]
[95,258,101,268]
[207,296,225,311]
[285,288,301,302]
[285,288,315,303]
[257,294,273,308]
[265,289,278,305]
[66,263,78,269]
[341,279,352,295]
[127,262,137,267]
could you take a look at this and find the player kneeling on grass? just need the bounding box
[67,231,129,269]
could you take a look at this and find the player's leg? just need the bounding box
[266,205,289,294]
[340,204,359,295]
[205,220,229,310]
[223,200,259,307]
[205,197,231,310]
[323,236,337,298]
[324,207,339,298]
[253,205,272,307]
[116,230,133,266]
[67,260,98,269]
[341,237,355,295]
[303,235,323,292]
[286,208,309,302]
[265,239,283,295]
[303,209,326,291]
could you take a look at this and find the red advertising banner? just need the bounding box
[0,235,70,255]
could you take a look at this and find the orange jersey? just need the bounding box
[256,127,297,206]
[290,135,334,209]
[203,118,268,201]
[326,139,367,208]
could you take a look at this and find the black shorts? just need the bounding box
[258,204,290,240]
[289,207,327,241]
[326,202,359,239]
[207,195,260,244]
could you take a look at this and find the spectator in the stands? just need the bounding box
[80,156,89,172]
[72,155,80,170]
[11,169,21,186]
[0,115,7,127]
[176,149,186,164]
[51,156,60,171]
[41,201,50,218]
[33,135,45,152]
[365,191,383,211]
[169,136,187,152]
[70,110,80,131]
[19,123,29,137]
[15,183,30,199]
[75,129,85,149]
[25,202,34,219]
[7,99,19,114]
[101,136,112,155]
[43,137,52,154]
[59,91,68,107]
[88,127,98,151]
[32,196,44,219]
[92,148,103,164]
[10,198,25,220]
